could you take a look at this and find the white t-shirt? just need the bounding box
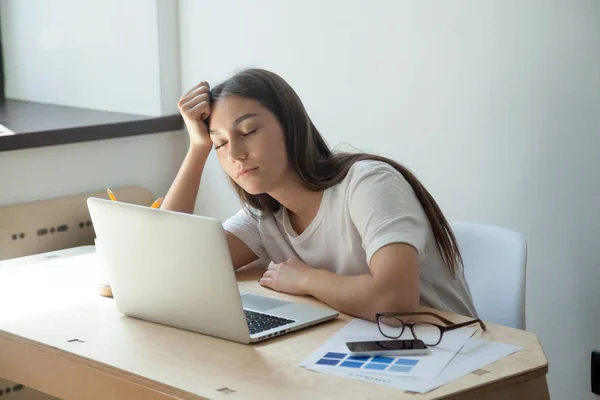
[223,160,478,317]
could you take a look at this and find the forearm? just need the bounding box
[305,269,419,321]
[161,145,211,214]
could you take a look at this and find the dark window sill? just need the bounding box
[0,99,183,152]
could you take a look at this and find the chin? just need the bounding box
[240,185,267,196]
[234,180,268,196]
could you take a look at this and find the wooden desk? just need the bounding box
[0,247,549,400]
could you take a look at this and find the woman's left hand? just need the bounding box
[259,258,314,296]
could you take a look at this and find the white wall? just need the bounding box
[1,0,180,116]
[180,1,600,398]
[0,132,186,207]
[0,0,186,224]
[0,0,185,210]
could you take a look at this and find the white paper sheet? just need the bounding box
[300,319,475,379]
[308,337,522,393]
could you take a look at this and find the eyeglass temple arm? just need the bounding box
[444,319,487,332]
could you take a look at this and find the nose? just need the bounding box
[227,139,248,162]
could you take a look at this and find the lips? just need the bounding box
[236,167,258,178]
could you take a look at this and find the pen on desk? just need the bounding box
[106,188,117,201]
[151,197,164,209]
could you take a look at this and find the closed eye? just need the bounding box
[215,129,257,150]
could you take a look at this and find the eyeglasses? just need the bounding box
[376,312,486,346]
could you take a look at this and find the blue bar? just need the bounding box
[316,358,340,366]
[364,363,388,371]
[340,361,364,368]
[323,352,347,359]
[395,358,419,366]
[389,365,413,373]
[347,356,371,361]
[371,356,394,364]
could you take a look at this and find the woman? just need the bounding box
[162,68,477,320]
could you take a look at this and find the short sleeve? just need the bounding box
[223,208,269,261]
[348,163,429,264]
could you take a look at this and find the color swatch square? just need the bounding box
[395,358,419,366]
[323,352,346,359]
[347,356,370,362]
[316,358,340,366]
[364,363,388,371]
[371,356,394,364]
[389,365,413,373]
[340,361,364,368]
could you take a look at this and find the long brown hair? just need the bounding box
[210,69,463,276]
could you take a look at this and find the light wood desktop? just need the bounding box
[0,247,549,400]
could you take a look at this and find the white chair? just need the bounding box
[450,221,527,329]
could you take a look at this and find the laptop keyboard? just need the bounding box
[244,310,295,335]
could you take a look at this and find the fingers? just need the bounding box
[180,85,210,106]
[259,269,277,290]
[178,81,211,122]
[180,100,209,121]
[259,277,276,290]
[180,93,209,111]
[261,269,276,279]
[178,83,210,113]
[258,263,283,282]
[259,269,268,281]
[181,81,209,99]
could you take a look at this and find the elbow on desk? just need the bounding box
[373,290,420,316]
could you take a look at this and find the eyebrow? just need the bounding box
[209,113,259,135]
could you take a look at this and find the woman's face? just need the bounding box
[208,95,290,195]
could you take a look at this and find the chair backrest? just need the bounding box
[450,221,527,329]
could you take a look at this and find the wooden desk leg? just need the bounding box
[474,376,550,400]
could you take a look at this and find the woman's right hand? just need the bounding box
[178,81,212,149]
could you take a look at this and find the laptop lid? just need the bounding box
[87,197,252,344]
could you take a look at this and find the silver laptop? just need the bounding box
[87,197,338,344]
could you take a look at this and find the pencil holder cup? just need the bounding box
[95,238,113,298]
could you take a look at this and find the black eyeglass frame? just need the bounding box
[375,311,487,346]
